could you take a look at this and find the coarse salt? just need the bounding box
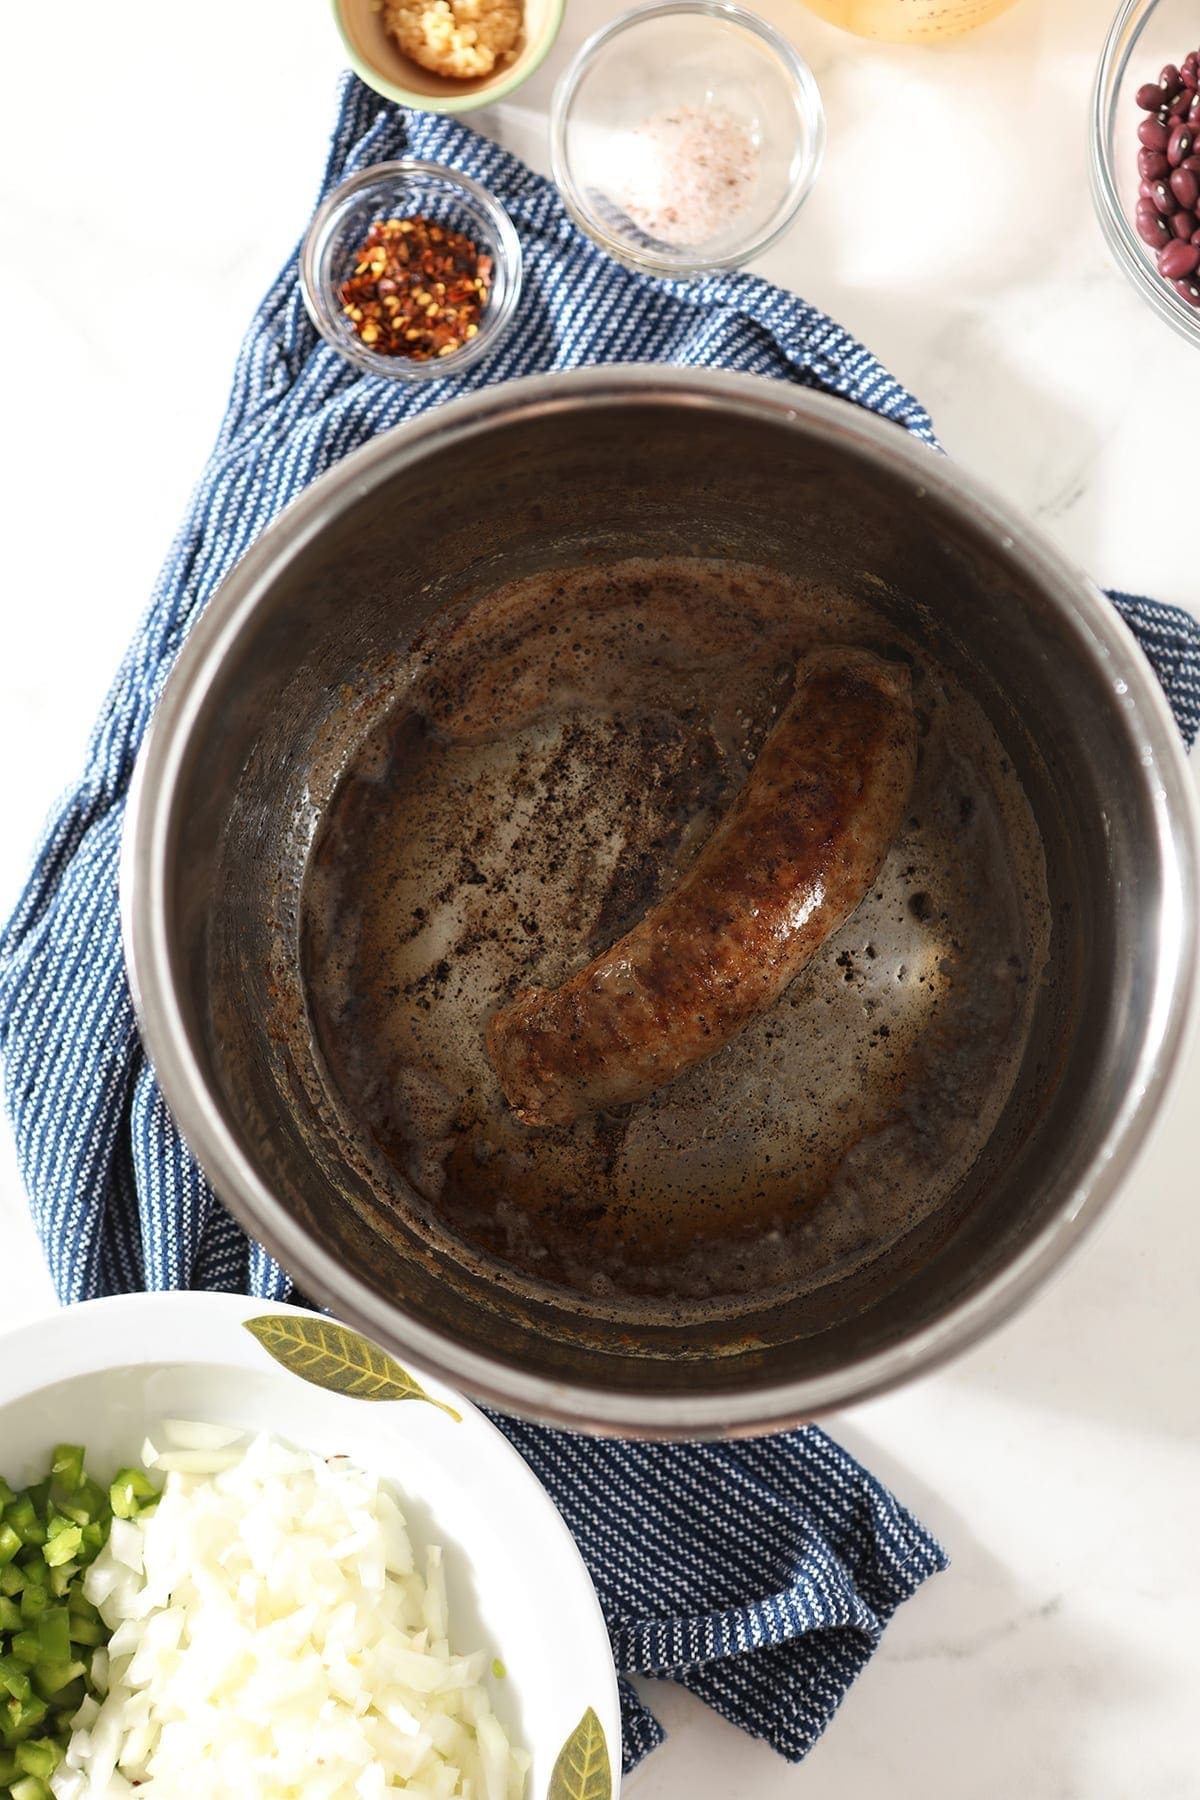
[618,104,759,249]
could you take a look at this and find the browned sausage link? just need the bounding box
[487,646,918,1128]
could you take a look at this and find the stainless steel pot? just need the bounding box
[121,368,1199,1436]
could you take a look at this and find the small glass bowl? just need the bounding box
[549,1,825,279]
[1091,0,1200,349]
[300,161,523,381]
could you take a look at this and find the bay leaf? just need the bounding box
[548,1707,612,1800]
[243,1314,460,1420]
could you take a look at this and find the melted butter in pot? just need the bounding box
[302,558,1049,1312]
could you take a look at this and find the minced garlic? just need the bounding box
[384,0,523,79]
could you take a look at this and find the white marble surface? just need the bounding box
[2,0,1199,1794]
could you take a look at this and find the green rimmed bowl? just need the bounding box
[332,0,566,114]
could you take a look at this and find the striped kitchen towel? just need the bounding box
[2,72,1198,1775]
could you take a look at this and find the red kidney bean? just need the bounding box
[1132,47,1200,312]
[1159,240,1200,279]
[1136,203,1173,248]
[1170,167,1200,209]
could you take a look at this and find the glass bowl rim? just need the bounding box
[299,158,524,381]
[548,0,827,280]
[1089,0,1200,348]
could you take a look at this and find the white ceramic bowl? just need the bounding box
[0,1291,621,1799]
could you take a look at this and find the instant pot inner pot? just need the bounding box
[174,397,1143,1397]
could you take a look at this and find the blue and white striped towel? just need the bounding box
[3,74,1198,1774]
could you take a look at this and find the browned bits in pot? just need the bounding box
[338,216,492,362]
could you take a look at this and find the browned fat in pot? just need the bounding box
[302,558,1050,1315]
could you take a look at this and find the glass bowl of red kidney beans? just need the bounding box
[1091,0,1200,345]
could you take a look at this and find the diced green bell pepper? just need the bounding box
[13,1735,63,1780]
[17,1588,47,1627]
[76,1520,106,1566]
[41,1528,81,1570]
[49,1448,84,1498]
[109,1467,159,1520]
[8,1635,40,1671]
[65,1613,103,1649]
[22,1485,50,1526]
[56,1478,108,1532]
[46,1562,77,1599]
[9,1774,53,1800]
[1,1442,121,1790]
[9,1559,45,1599]
[30,1660,84,1704]
[2,1688,48,1743]
[3,1502,43,1550]
[33,1612,69,1667]
[0,1657,30,1701]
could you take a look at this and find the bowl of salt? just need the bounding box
[549,0,825,278]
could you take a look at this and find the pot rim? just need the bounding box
[120,367,1200,1437]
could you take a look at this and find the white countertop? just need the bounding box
[3,0,1199,1795]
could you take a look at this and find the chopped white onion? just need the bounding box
[157,1419,245,1452]
[145,1447,247,1476]
[54,1430,528,1799]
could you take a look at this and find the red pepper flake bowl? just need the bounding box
[300,161,523,380]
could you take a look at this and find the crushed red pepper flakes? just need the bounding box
[339,215,492,362]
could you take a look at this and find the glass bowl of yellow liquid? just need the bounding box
[798,0,1020,41]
